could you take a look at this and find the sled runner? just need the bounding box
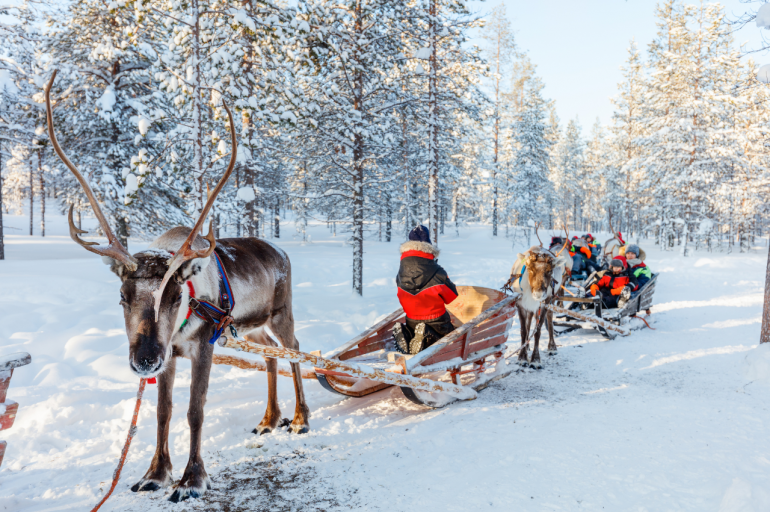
[311,286,519,408]
[553,274,659,339]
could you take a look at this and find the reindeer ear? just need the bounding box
[173,255,212,284]
[104,256,130,280]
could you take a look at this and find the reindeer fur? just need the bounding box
[510,244,572,368]
[110,227,308,502]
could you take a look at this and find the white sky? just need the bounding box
[467,0,768,129]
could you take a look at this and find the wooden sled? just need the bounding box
[312,286,519,408]
[553,274,659,339]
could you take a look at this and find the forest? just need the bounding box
[1,0,768,294]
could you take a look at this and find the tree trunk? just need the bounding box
[29,160,33,236]
[191,0,204,213]
[39,151,45,237]
[116,216,129,249]
[273,199,279,238]
[352,0,364,295]
[428,0,439,245]
[761,244,770,344]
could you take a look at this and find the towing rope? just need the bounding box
[633,314,656,330]
[90,378,146,512]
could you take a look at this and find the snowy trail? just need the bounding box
[1,213,769,511]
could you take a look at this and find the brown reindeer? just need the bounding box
[503,224,572,368]
[45,71,309,503]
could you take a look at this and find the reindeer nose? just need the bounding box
[130,357,163,376]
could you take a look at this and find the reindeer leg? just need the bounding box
[546,306,558,355]
[132,356,176,493]
[517,307,530,366]
[169,342,213,503]
[289,359,310,434]
[269,308,310,434]
[245,329,285,435]
[530,307,548,369]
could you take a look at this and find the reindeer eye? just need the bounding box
[119,291,127,303]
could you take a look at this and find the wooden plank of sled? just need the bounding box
[0,401,19,432]
[545,304,630,336]
[559,296,600,304]
[218,336,477,401]
[411,345,504,375]
[325,308,405,359]
[405,294,519,375]
[0,370,12,404]
[339,340,390,361]
[0,353,31,373]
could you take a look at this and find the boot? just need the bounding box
[393,323,409,354]
[617,286,632,309]
[409,323,426,355]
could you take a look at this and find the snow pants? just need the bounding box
[404,312,455,349]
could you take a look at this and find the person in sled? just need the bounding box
[621,243,651,289]
[587,257,638,309]
[392,225,458,355]
[571,237,600,276]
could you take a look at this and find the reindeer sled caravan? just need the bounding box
[540,216,659,340]
[42,60,659,506]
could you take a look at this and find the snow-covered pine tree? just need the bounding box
[481,3,516,237]
[508,73,552,243]
[44,0,188,245]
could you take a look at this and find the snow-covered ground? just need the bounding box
[1,207,770,511]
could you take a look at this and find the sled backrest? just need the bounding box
[446,286,506,326]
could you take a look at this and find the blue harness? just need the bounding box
[188,251,236,344]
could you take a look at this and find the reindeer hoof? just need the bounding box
[517,358,529,367]
[168,477,211,503]
[547,349,558,356]
[288,423,310,435]
[131,469,172,493]
[529,361,543,369]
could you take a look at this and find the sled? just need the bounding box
[553,274,658,339]
[0,352,32,469]
[311,286,519,408]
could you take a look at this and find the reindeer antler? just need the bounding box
[152,100,238,320]
[608,209,617,240]
[45,70,138,271]
[534,222,543,247]
[554,223,570,257]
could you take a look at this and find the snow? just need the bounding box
[236,186,256,202]
[1,210,770,511]
[124,174,138,196]
[137,116,151,136]
[96,86,117,114]
[757,3,770,29]
[758,64,770,84]
[413,47,431,60]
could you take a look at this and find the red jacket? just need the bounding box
[396,241,458,321]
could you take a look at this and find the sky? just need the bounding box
[467,0,768,130]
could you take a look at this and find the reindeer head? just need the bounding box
[524,248,557,301]
[45,70,237,378]
[522,223,569,302]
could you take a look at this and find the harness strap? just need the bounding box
[187,251,237,344]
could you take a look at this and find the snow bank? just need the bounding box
[743,342,770,384]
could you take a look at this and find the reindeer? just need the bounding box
[503,224,572,368]
[45,71,310,503]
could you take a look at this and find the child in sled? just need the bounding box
[587,257,638,309]
[621,243,651,289]
[392,226,458,355]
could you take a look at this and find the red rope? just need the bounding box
[90,378,146,512]
[633,315,656,330]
